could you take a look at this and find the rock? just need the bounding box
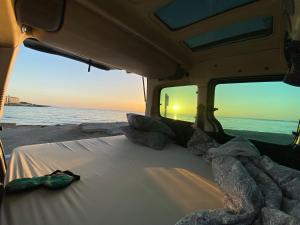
[79,122,128,135]
[0,123,16,129]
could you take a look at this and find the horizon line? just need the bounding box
[4,104,145,114]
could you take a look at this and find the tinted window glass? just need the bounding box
[185,16,273,50]
[214,81,300,145]
[160,85,197,122]
[155,0,255,30]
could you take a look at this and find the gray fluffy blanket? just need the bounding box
[176,129,300,225]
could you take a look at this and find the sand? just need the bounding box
[0,123,127,155]
[225,129,294,145]
[1,124,294,156]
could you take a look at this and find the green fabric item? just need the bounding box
[43,174,74,189]
[5,170,80,193]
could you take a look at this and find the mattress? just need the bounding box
[1,135,223,225]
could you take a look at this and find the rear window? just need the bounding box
[160,85,198,122]
[214,81,300,145]
[184,16,273,50]
[155,0,256,30]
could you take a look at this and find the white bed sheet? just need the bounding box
[1,135,223,225]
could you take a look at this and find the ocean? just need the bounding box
[1,106,137,125]
[1,106,298,135]
[216,116,298,135]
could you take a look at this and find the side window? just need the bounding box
[160,85,198,123]
[214,81,300,145]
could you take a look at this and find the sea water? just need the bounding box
[1,106,298,135]
[1,106,138,125]
[216,117,299,135]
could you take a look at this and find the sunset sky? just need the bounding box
[215,82,300,122]
[8,45,145,112]
[8,46,300,122]
[160,85,198,122]
[159,82,300,122]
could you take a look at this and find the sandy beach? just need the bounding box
[0,122,127,155]
[0,123,294,156]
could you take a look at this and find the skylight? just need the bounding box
[155,0,256,30]
[184,16,273,51]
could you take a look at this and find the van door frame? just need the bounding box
[206,74,300,169]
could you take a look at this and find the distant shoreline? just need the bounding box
[217,116,298,124]
[4,103,49,107]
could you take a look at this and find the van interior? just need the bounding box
[1,0,300,225]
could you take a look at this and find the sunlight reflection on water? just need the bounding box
[1,106,143,125]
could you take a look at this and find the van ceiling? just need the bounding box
[13,0,289,79]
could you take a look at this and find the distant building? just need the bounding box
[5,96,20,104]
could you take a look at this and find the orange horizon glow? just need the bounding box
[7,93,146,113]
[41,99,145,112]
[8,90,145,112]
[8,46,146,113]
